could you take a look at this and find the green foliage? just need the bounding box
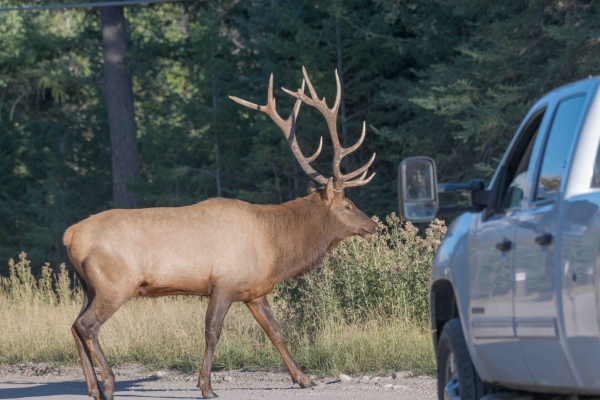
[0,3,109,274]
[1,0,599,276]
[274,216,446,328]
[395,0,600,181]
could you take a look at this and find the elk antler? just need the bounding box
[282,67,375,190]
[229,74,327,186]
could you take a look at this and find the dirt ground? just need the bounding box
[0,363,437,400]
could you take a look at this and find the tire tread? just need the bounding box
[437,318,498,400]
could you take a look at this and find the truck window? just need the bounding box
[535,95,587,202]
[498,110,544,211]
[501,128,539,210]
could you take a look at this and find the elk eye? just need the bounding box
[345,204,351,211]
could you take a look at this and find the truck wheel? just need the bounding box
[437,318,494,400]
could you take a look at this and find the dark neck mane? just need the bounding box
[256,194,338,284]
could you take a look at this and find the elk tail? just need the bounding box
[62,224,87,284]
[63,225,76,248]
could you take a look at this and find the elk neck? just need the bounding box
[256,193,341,284]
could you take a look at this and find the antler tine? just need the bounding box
[289,79,304,118]
[343,152,376,181]
[332,69,341,115]
[229,74,277,114]
[306,136,323,163]
[267,73,275,108]
[282,82,321,110]
[283,68,337,118]
[229,75,328,186]
[302,66,321,105]
[228,95,262,111]
[286,81,323,177]
[343,121,366,156]
[352,169,368,182]
[343,172,376,188]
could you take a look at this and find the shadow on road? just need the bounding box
[0,378,157,398]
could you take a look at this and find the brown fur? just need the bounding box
[65,180,377,400]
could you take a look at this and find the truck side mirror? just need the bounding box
[398,157,439,222]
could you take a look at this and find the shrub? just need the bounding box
[1,252,74,306]
[273,214,446,329]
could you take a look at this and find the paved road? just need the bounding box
[0,367,437,400]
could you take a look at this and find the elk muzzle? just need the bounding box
[359,219,378,238]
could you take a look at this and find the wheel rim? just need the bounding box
[444,350,460,400]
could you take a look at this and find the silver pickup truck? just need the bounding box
[398,76,600,400]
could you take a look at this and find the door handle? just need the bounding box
[534,233,552,246]
[495,240,512,252]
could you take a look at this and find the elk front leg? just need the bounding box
[198,292,233,399]
[245,296,316,388]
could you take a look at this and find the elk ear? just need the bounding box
[307,181,318,194]
[324,178,335,203]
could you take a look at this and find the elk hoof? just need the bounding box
[90,390,102,400]
[297,378,317,388]
[99,391,114,400]
[203,392,219,399]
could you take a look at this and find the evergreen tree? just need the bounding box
[2,0,599,275]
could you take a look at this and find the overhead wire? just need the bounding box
[0,0,192,12]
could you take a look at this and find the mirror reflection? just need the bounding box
[405,201,436,220]
[405,159,434,201]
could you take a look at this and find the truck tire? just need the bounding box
[437,318,496,400]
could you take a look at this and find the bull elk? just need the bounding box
[64,67,377,400]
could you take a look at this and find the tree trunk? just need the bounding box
[100,5,140,207]
[335,15,351,198]
[210,35,222,197]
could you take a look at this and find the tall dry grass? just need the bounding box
[0,215,443,376]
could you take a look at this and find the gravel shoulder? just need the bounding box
[0,363,437,400]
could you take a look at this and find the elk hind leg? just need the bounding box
[198,292,233,399]
[72,288,103,398]
[75,291,127,400]
[245,295,315,388]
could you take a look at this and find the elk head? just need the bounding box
[229,67,378,238]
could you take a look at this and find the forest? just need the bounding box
[1,0,599,274]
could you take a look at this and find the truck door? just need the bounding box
[561,193,600,390]
[512,93,589,388]
[467,108,546,386]
[468,212,522,383]
[560,83,600,391]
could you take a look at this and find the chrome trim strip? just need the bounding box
[515,317,558,338]
[472,318,515,338]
